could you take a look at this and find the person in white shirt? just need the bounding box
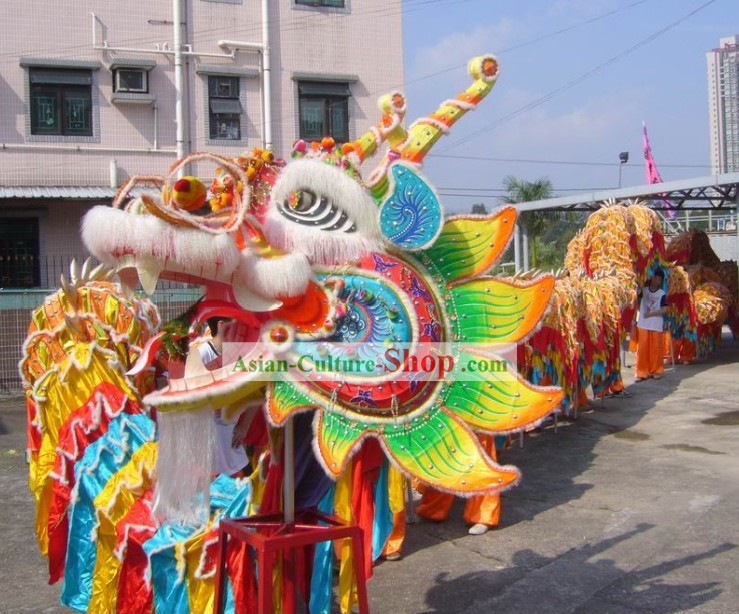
[197,317,251,477]
[635,269,667,381]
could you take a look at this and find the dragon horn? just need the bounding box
[342,91,407,165]
[397,55,499,165]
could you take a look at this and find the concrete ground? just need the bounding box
[1,334,738,614]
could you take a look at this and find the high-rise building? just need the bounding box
[707,35,739,174]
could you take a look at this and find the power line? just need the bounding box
[404,0,655,86]
[438,0,720,153]
[429,153,712,169]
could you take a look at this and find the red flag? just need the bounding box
[643,122,676,218]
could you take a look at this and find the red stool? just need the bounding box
[213,509,370,614]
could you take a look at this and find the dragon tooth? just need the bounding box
[136,258,162,295]
[118,268,138,299]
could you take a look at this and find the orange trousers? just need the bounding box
[416,437,500,527]
[635,328,664,379]
[381,511,406,557]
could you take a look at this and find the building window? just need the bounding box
[295,0,345,6]
[298,81,350,143]
[113,68,148,93]
[0,218,40,288]
[208,75,242,141]
[30,68,92,136]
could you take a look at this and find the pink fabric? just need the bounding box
[643,123,676,219]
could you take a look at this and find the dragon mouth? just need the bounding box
[82,205,313,311]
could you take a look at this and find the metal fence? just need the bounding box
[0,286,201,395]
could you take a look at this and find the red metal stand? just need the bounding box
[213,509,370,614]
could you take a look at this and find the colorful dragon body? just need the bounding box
[21,55,563,613]
[524,203,736,410]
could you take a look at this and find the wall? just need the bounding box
[0,0,404,186]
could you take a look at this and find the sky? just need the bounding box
[399,0,733,213]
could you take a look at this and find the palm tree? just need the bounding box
[500,176,554,269]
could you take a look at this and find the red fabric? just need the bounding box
[244,409,268,447]
[226,538,257,614]
[260,454,284,515]
[47,383,141,583]
[351,440,384,581]
[245,446,312,610]
[115,493,156,614]
[583,247,592,277]
[26,396,41,453]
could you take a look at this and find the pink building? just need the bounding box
[0,0,404,289]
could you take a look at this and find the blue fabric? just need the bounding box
[309,484,336,614]
[140,474,251,614]
[214,474,251,614]
[144,523,197,614]
[372,459,393,561]
[61,413,155,612]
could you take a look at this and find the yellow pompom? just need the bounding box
[171,176,207,211]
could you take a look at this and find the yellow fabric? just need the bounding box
[248,460,266,516]
[387,467,405,515]
[185,528,217,614]
[334,461,357,614]
[30,348,137,554]
[89,442,157,614]
[382,467,407,557]
[272,553,283,614]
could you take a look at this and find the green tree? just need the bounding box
[471,203,488,215]
[499,175,583,270]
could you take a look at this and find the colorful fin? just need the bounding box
[421,206,517,286]
[442,351,563,432]
[314,411,369,477]
[382,407,519,494]
[266,381,319,426]
[449,276,555,343]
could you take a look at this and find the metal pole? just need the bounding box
[173,0,186,162]
[283,417,295,525]
[513,222,521,272]
[261,0,272,150]
[522,219,530,271]
[618,163,623,188]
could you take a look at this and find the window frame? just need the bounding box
[113,68,149,94]
[29,68,93,137]
[207,75,243,142]
[0,217,40,289]
[295,0,345,7]
[297,81,351,144]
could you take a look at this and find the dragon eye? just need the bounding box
[288,189,317,212]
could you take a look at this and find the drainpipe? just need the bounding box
[173,0,186,162]
[262,0,272,151]
[218,0,273,150]
[109,158,118,188]
[153,104,159,150]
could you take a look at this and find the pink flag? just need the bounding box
[643,122,676,218]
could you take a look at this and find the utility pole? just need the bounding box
[173,0,187,163]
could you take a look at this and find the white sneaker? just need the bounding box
[468,523,490,535]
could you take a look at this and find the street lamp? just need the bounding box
[618,151,629,188]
